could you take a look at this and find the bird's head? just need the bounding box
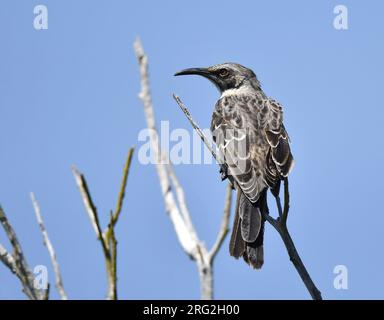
[174,62,260,93]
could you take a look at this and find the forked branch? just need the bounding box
[72,147,134,300]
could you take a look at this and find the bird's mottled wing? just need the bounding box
[211,95,267,203]
[264,99,294,189]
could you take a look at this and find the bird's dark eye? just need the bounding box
[218,68,229,78]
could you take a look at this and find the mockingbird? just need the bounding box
[175,63,294,269]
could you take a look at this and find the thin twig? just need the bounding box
[172,94,322,300]
[173,94,224,165]
[209,183,232,261]
[72,167,109,257]
[111,148,135,226]
[282,177,290,225]
[173,94,235,188]
[30,192,68,300]
[275,195,283,219]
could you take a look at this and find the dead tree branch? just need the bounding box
[30,192,68,300]
[209,184,232,262]
[0,244,19,276]
[134,38,232,300]
[0,206,47,300]
[72,147,134,300]
[172,94,323,300]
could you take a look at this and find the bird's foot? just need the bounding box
[220,164,229,181]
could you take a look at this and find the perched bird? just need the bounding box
[175,63,294,269]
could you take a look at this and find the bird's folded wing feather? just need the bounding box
[211,96,265,203]
[264,99,294,188]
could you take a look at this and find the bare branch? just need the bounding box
[275,195,283,219]
[173,94,235,190]
[172,94,323,300]
[173,94,223,165]
[0,206,44,300]
[209,183,232,261]
[134,38,232,300]
[269,179,321,300]
[134,38,198,257]
[111,148,135,226]
[72,148,134,300]
[0,244,18,275]
[105,148,135,300]
[282,177,290,225]
[71,167,101,237]
[72,166,114,299]
[30,192,68,300]
[101,147,135,300]
[71,166,109,256]
[107,211,118,300]
[166,162,198,238]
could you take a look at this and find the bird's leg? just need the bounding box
[220,164,236,189]
[219,163,229,181]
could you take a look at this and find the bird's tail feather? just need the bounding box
[229,189,265,269]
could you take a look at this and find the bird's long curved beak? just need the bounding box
[174,67,210,77]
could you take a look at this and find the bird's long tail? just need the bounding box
[229,188,266,269]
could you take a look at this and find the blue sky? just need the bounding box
[0,0,383,299]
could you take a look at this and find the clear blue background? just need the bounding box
[0,0,383,299]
